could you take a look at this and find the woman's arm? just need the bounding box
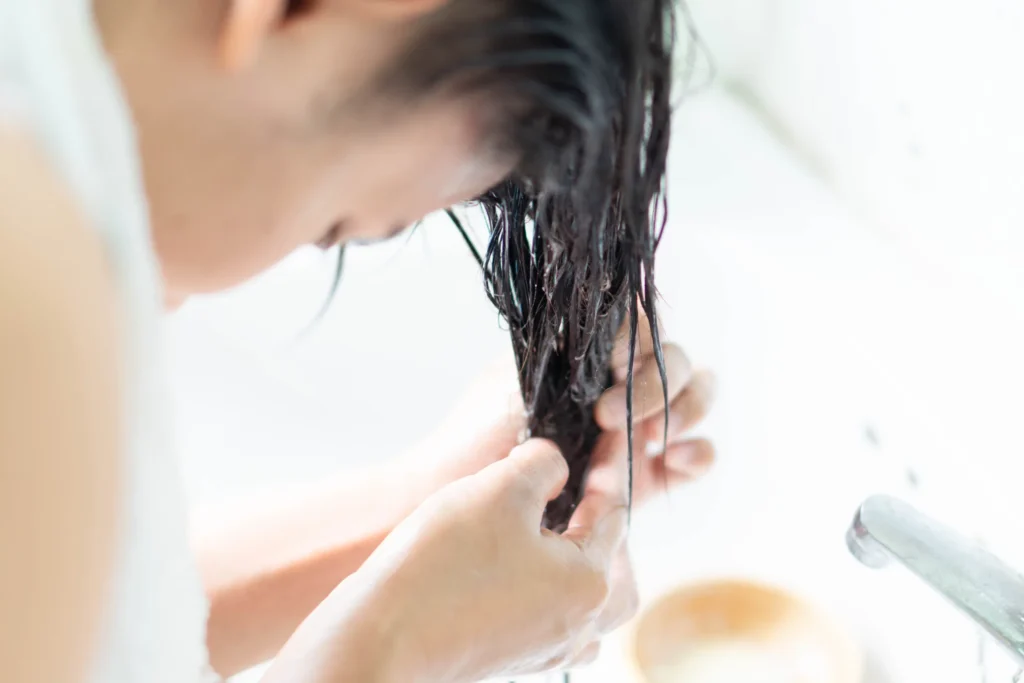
[0,127,121,683]
[199,315,714,677]
[196,361,528,676]
[195,452,441,678]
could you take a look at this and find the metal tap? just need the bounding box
[847,495,1024,665]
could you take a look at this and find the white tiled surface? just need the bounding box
[169,89,1022,682]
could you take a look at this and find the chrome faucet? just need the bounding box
[847,495,1024,665]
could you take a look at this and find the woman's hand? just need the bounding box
[412,308,716,506]
[595,310,716,502]
[241,309,715,681]
[262,310,717,683]
[263,440,636,683]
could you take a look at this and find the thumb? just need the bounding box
[491,439,569,517]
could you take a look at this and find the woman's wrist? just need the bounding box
[330,571,440,683]
[260,572,425,683]
[198,459,436,676]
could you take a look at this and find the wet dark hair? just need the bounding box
[381,0,679,532]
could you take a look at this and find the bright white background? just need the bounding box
[170,3,1024,681]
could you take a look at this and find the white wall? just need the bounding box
[678,0,1024,536]
[686,0,1024,304]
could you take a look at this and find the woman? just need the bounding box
[0,0,714,682]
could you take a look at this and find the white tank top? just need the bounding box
[0,2,215,682]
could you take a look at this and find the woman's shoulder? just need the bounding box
[0,1,157,258]
[0,85,125,683]
[0,122,115,309]
[0,12,215,682]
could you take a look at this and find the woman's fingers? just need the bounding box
[565,432,630,543]
[640,369,715,446]
[586,430,714,507]
[585,423,715,510]
[597,343,693,430]
[588,366,717,505]
[632,438,715,505]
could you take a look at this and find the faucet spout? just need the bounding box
[848,495,1024,664]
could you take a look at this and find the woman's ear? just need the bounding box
[218,0,449,71]
[218,0,288,71]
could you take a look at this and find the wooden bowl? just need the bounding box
[628,579,862,683]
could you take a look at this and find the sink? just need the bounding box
[170,89,1002,682]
